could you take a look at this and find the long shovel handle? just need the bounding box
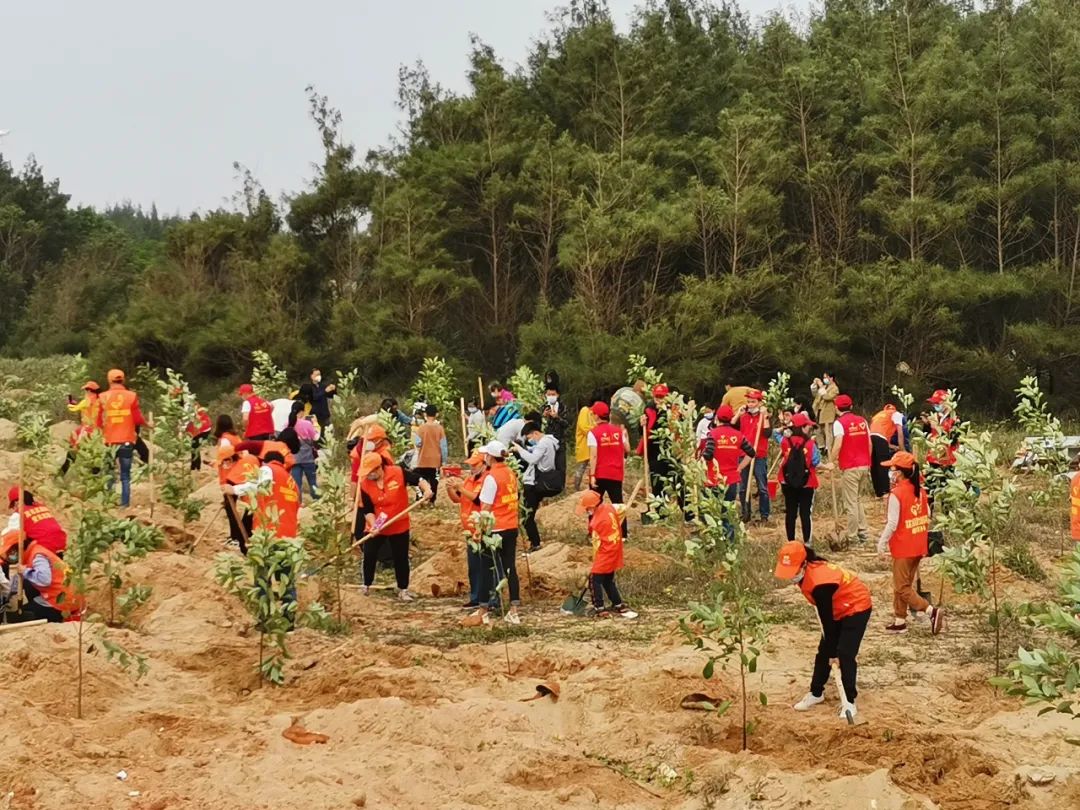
[312,496,429,576]
[188,504,224,554]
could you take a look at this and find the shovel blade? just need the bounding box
[560,595,588,616]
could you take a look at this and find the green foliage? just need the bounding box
[151,369,206,523]
[251,350,290,400]
[626,354,662,388]
[1014,376,1070,546]
[409,356,460,422]
[506,365,545,414]
[377,409,411,461]
[991,547,1080,720]
[762,372,793,417]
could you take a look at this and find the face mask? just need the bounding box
[703,411,714,421]
[889,470,900,485]
[546,395,558,405]
[313,375,322,384]
[748,406,760,414]
[792,570,805,585]
[933,404,943,413]
[823,377,831,385]
[467,407,478,414]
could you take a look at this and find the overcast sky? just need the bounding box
[1,0,810,214]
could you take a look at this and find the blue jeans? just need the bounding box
[290,462,318,503]
[739,458,770,520]
[111,444,134,507]
[722,482,739,541]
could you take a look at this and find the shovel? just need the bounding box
[560,576,590,616]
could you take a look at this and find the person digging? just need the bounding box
[877,452,945,635]
[775,541,872,722]
[577,490,636,619]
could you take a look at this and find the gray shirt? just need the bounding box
[516,434,559,485]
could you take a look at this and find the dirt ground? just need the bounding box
[2,461,1078,810]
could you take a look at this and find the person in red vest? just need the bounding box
[238,383,276,441]
[476,440,521,621]
[830,394,871,545]
[577,490,635,618]
[1071,467,1080,543]
[877,452,945,635]
[1,528,84,622]
[356,452,433,601]
[775,541,872,721]
[777,412,823,545]
[737,389,772,523]
[702,404,756,539]
[587,401,630,502]
[6,487,67,557]
[185,398,213,471]
[98,368,146,508]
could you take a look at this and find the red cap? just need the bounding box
[717,404,735,422]
[652,383,669,399]
[590,401,610,418]
[834,394,853,410]
[746,389,763,401]
[238,383,254,396]
[7,485,20,506]
[927,389,948,405]
[790,411,815,428]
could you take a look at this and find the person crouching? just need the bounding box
[577,490,634,618]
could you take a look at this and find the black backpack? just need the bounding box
[783,437,810,488]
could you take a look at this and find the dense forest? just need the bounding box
[1,0,1078,411]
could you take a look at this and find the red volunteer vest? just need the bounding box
[244,396,276,438]
[591,422,626,481]
[778,436,819,489]
[836,412,871,470]
[705,424,744,487]
[927,416,958,467]
[22,503,68,555]
[739,411,769,458]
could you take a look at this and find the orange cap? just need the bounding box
[465,452,485,467]
[882,451,917,470]
[82,380,101,392]
[364,424,388,442]
[359,452,383,477]
[576,490,602,515]
[774,541,808,580]
[107,368,125,383]
[0,529,21,559]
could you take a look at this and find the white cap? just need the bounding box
[478,440,506,458]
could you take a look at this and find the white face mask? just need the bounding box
[313,375,322,384]
[748,406,760,414]
[792,570,805,585]
[467,407,478,414]
[546,395,558,405]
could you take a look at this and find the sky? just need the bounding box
[1,0,810,214]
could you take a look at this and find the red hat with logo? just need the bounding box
[834,394,853,410]
[746,389,763,401]
[790,411,815,428]
[238,383,254,396]
[652,383,670,399]
[591,401,610,418]
[927,389,948,405]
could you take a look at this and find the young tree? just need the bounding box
[506,365,546,414]
[410,357,461,427]
[151,369,206,524]
[251,350,290,400]
[1014,374,1071,554]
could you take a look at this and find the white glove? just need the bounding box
[877,537,889,556]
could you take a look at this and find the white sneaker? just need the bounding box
[839,702,857,722]
[504,608,521,625]
[361,586,370,596]
[793,692,825,711]
[399,589,414,602]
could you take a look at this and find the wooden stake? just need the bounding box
[0,619,46,633]
[478,376,485,410]
[459,397,469,456]
[642,420,651,499]
[15,460,25,609]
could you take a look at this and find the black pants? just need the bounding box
[523,485,548,550]
[811,608,871,703]
[415,467,439,499]
[224,495,253,554]
[870,436,894,497]
[782,484,815,544]
[590,572,623,609]
[361,531,410,590]
[191,431,210,471]
[479,529,520,607]
[135,434,150,465]
[247,433,274,442]
[9,582,65,623]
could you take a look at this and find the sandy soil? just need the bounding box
[1,462,1078,810]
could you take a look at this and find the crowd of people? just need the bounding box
[2,362,1078,724]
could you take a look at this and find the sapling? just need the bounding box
[625,354,663,389]
[251,350,290,400]
[410,357,460,439]
[1014,376,1070,556]
[647,392,701,532]
[467,509,513,674]
[151,369,206,524]
[991,546,1080,722]
[377,408,411,460]
[506,365,546,414]
[680,491,769,751]
[935,430,1017,675]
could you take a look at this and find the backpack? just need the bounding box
[783,438,810,488]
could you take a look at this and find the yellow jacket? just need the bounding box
[575,406,597,464]
[68,393,101,428]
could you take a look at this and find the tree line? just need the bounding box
[1,0,1078,413]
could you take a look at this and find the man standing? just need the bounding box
[98,368,146,508]
[238,383,276,441]
[588,402,629,504]
[811,373,840,454]
[638,384,671,501]
[869,401,906,497]
[702,404,755,539]
[831,394,871,545]
[414,404,447,498]
[477,441,521,623]
[738,389,771,524]
[309,369,337,431]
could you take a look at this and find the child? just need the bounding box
[577,490,636,618]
